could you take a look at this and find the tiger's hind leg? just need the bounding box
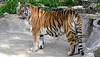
[38,35,44,49]
[66,32,75,56]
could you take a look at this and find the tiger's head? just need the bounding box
[17,2,31,20]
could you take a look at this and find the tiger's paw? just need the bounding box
[67,51,73,56]
[39,42,44,49]
[30,48,38,52]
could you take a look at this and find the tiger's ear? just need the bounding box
[18,2,21,6]
[25,3,29,7]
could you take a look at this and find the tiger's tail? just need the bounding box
[75,16,84,56]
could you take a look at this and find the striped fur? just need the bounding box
[17,3,84,56]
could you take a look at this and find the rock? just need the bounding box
[83,53,94,57]
[88,3,97,9]
[93,19,100,31]
[77,1,92,8]
[82,0,88,1]
[72,6,84,9]
[57,6,69,10]
[51,6,84,11]
[86,19,100,49]
[97,20,100,25]
[3,12,9,16]
[76,1,100,14]
[81,17,93,42]
[82,18,100,57]
[95,12,99,14]
[88,0,98,3]
[50,7,63,11]
[38,3,45,7]
[57,6,68,9]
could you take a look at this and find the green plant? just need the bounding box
[42,7,50,11]
[95,4,100,9]
[98,0,100,3]
[65,0,74,5]
[0,0,39,15]
[0,0,18,15]
[39,0,60,7]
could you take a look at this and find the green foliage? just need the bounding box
[19,0,39,6]
[98,0,100,3]
[39,0,60,7]
[39,0,81,7]
[95,4,100,9]
[42,7,50,12]
[0,0,81,15]
[0,0,18,15]
[0,0,4,2]
[64,0,74,5]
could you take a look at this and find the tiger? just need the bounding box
[17,2,84,56]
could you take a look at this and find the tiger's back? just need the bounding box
[40,10,81,37]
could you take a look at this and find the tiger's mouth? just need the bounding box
[19,17,26,19]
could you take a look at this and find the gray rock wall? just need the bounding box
[81,18,93,42]
[85,19,100,57]
[79,14,98,42]
[88,0,98,2]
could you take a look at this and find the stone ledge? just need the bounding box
[79,13,100,19]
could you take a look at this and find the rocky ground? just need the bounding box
[0,14,83,57]
[0,13,97,57]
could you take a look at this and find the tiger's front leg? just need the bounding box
[30,31,44,51]
[66,33,75,56]
[30,32,39,52]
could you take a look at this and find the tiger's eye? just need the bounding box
[21,10,24,12]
